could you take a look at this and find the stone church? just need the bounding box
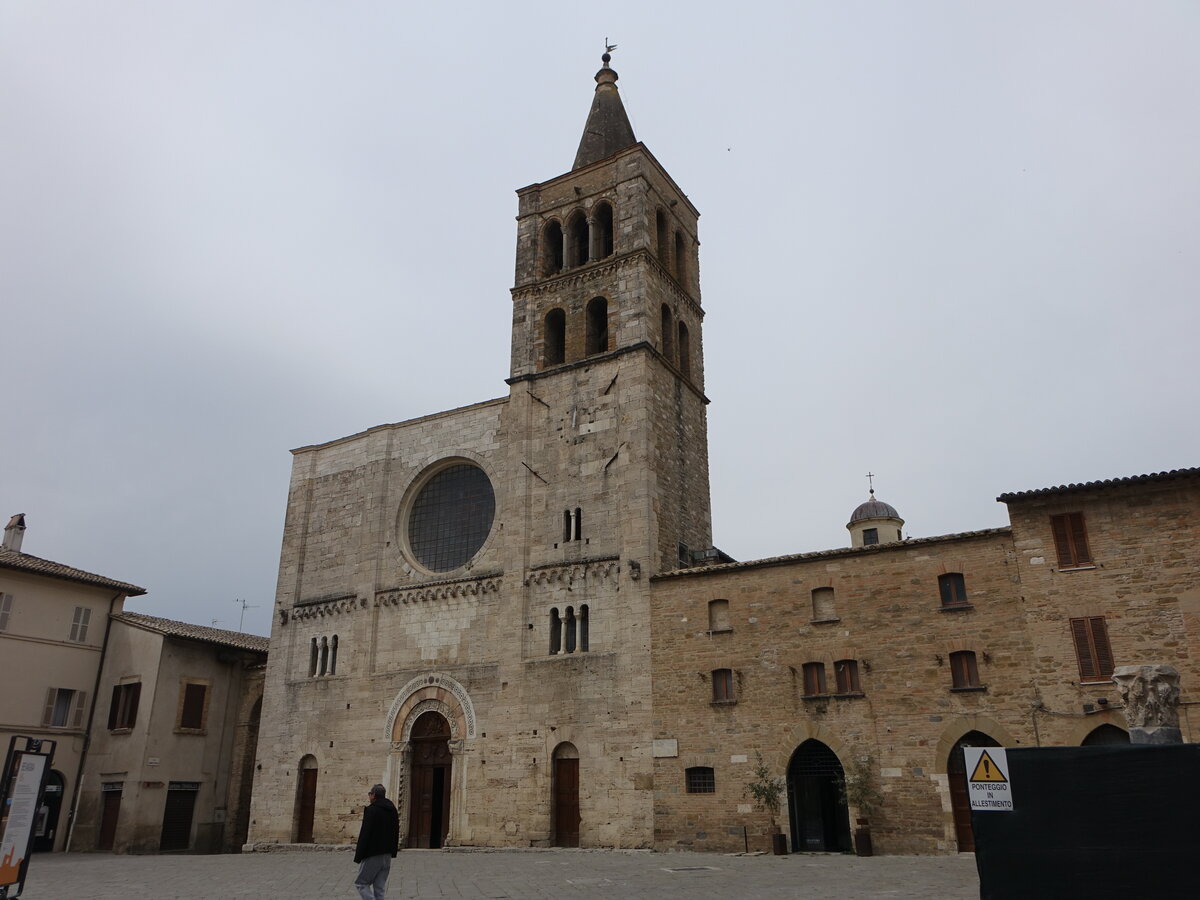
[248,56,1199,855]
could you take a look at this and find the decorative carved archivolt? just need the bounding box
[524,558,620,587]
[290,595,362,622]
[374,577,501,608]
[385,671,478,740]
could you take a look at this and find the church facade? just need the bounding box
[248,58,1199,855]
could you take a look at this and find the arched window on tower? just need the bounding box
[586,297,609,356]
[677,321,691,378]
[579,604,589,652]
[574,507,582,541]
[656,209,669,263]
[319,636,328,677]
[309,638,318,677]
[660,304,675,363]
[549,608,562,655]
[329,635,338,676]
[542,220,564,275]
[544,308,566,367]
[674,230,687,284]
[565,606,577,653]
[593,201,614,259]
[567,211,589,268]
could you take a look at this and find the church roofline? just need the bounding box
[651,526,1013,581]
[996,466,1200,502]
[291,396,510,455]
[516,142,701,220]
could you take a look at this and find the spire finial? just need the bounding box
[866,471,876,497]
[603,38,617,66]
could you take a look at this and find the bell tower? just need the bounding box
[504,52,713,575]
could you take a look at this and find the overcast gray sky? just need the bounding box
[3,2,1197,637]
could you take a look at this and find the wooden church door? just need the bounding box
[552,743,580,847]
[408,712,452,848]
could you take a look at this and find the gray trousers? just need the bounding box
[354,854,392,900]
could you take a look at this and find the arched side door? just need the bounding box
[552,743,580,848]
[787,740,851,853]
[947,731,1001,852]
[296,755,318,843]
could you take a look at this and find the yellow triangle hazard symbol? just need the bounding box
[969,750,1007,783]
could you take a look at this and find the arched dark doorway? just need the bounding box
[1082,724,1130,746]
[787,740,851,852]
[552,743,580,847]
[32,769,65,852]
[408,711,452,848]
[947,731,1001,852]
[295,755,318,843]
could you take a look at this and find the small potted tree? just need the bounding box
[745,752,787,855]
[840,754,883,857]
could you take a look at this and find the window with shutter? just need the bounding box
[939,574,969,607]
[178,682,208,731]
[711,668,734,702]
[0,593,12,631]
[834,659,861,694]
[802,662,828,696]
[109,682,141,730]
[70,606,91,642]
[950,651,981,689]
[1070,616,1115,681]
[1051,513,1093,568]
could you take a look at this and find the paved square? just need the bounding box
[17,848,979,899]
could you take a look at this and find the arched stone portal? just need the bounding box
[295,755,318,843]
[787,740,851,852]
[946,731,1001,852]
[385,673,475,848]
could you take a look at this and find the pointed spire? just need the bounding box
[572,48,637,171]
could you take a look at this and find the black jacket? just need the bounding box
[354,796,399,862]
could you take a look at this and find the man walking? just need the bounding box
[354,783,399,900]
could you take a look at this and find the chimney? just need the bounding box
[3,514,26,552]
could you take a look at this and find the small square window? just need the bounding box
[711,668,735,702]
[862,527,879,545]
[685,766,715,794]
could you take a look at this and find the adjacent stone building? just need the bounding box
[248,57,1198,855]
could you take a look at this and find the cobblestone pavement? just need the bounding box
[16,848,980,900]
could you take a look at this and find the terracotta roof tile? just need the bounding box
[997,467,1200,502]
[112,611,269,654]
[0,548,146,595]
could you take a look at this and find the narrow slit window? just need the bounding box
[309,638,318,677]
[573,507,582,541]
[329,635,338,676]
[565,606,577,653]
[319,637,328,676]
[549,608,561,655]
[579,604,589,652]
[563,510,572,543]
[677,321,691,378]
[544,308,566,367]
[660,304,675,363]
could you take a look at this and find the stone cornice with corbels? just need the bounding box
[523,556,621,587]
[288,594,363,623]
[375,575,503,608]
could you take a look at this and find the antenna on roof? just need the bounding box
[233,597,260,632]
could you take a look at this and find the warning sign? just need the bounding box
[963,747,1014,811]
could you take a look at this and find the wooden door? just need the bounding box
[297,768,317,843]
[98,790,122,851]
[553,758,580,847]
[408,712,452,849]
[160,789,197,851]
[948,731,1000,852]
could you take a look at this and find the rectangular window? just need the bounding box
[42,688,87,728]
[811,587,835,621]
[711,668,734,702]
[677,542,691,569]
[862,527,879,545]
[177,681,208,731]
[802,661,827,696]
[108,681,142,730]
[1051,513,1093,568]
[685,766,716,794]
[707,599,731,632]
[1071,616,1115,682]
[69,606,92,642]
[0,592,12,631]
[938,573,969,607]
[949,651,981,689]
[834,659,861,694]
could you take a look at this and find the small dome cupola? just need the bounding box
[847,477,905,548]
